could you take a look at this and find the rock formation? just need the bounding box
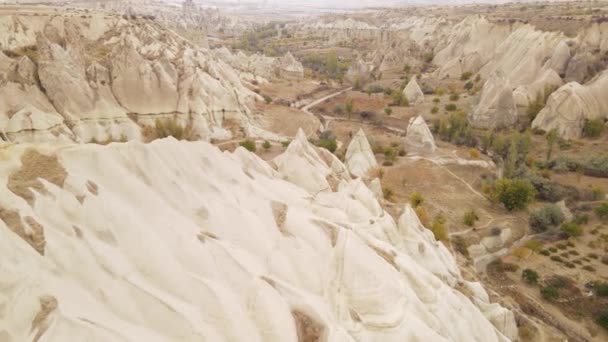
[279,52,304,79]
[345,128,377,178]
[403,77,424,105]
[469,71,518,129]
[532,70,608,139]
[405,116,436,154]
[0,139,516,341]
[0,13,261,143]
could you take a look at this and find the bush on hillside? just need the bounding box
[494,178,537,211]
[529,205,565,232]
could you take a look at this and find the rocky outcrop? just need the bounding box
[279,52,304,79]
[345,128,377,178]
[469,71,518,129]
[405,116,436,154]
[0,139,515,342]
[532,70,608,139]
[274,128,350,193]
[0,14,260,143]
[403,77,424,105]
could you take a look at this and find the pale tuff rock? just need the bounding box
[279,52,304,79]
[403,77,424,105]
[0,139,515,341]
[434,16,510,78]
[346,59,373,83]
[345,129,377,178]
[274,128,346,193]
[512,68,563,107]
[532,70,608,139]
[405,116,436,154]
[545,40,572,76]
[468,228,512,271]
[564,51,597,83]
[370,178,383,200]
[465,282,519,341]
[0,14,259,143]
[215,48,304,81]
[469,70,518,129]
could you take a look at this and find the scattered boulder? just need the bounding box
[405,116,436,154]
[344,128,377,178]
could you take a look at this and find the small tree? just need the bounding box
[240,140,257,152]
[462,210,479,227]
[493,178,537,211]
[460,71,473,81]
[430,214,448,241]
[529,205,565,232]
[561,222,582,238]
[345,98,354,119]
[334,104,344,115]
[583,119,604,138]
[595,203,608,220]
[384,107,392,116]
[546,129,558,161]
[409,192,424,208]
[522,269,539,284]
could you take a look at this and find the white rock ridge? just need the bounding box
[0,138,516,341]
[405,115,436,154]
[345,128,378,178]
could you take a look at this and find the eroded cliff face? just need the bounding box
[295,15,608,137]
[0,13,260,143]
[0,136,516,342]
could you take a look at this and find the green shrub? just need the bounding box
[460,71,473,81]
[529,205,565,232]
[317,139,337,153]
[444,104,457,111]
[561,222,582,238]
[464,81,474,90]
[463,210,479,227]
[383,187,394,200]
[262,140,271,150]
[583,156,608,178]
[549,247,558,252]
[391,89,409,106]
[591,187,605,200]
[430,214,448,241]
[593,282,608,296]
[263,94,273,104]
[281,140,291,147]
[239,140,257,152]
[449,93,460,101]
[430,106,439,114]
[526,85,556,122]
[334,104,344,115]
[152,117,193,140]
[433,97,440,103]
[409,192,424,208]
[596,309,608,330]
[595,203,608,220]
[583,119,604,138]
[550,255,563,262]
[583,265,596,272]
[384,107,392,115]
[522,269,539,284]
[494,178,537,211]
[540,250,551,256]
[540,286,559,301]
